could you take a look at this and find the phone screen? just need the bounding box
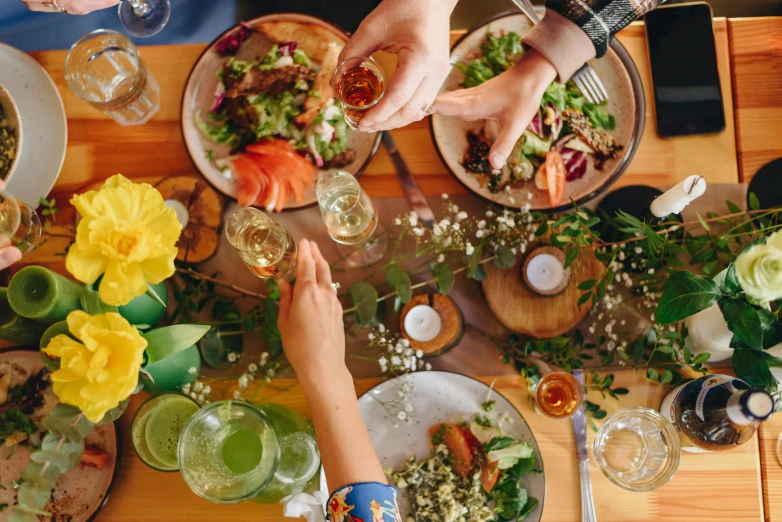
[645,4,725,138]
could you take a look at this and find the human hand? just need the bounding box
[278,239,346,384]
[22,0,119,15]
[339,0,456,132]
[432,49,558,169]
[0,180,21,270]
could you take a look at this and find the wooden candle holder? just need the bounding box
[399,294,464,357]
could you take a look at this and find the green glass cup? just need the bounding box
[131,392,200,472]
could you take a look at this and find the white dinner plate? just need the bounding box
[358,371,546,521]
[0,43,67,206]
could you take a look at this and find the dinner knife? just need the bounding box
[381,131,436,229]
[571,369,598,522]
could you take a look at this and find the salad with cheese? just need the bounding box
[390,412,540,522]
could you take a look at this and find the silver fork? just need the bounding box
[571,369,598,522]
[510,0,609,104]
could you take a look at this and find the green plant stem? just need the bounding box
[176,267,267,300]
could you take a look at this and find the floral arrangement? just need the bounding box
[11,176,210,521]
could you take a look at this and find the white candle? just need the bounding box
[650,175,707,218]
[404,305,442,342]
[525,253,565,292]
[165,199,190,228]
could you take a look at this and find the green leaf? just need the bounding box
[749,192,760,210]
[466,244,484,280]
[349,281,378,326]
[692,352,711,365]
[41,404,93,443]
[655,271,722,324]
[145,284,167,307]
[534,222,548,236]
[563,248,579,269]
[385,265,412,304]
[612,388,629,395]
[494,246,516,269]
[689,248,715,265]
[79,287,119,315]
[720,298,762,350]
[732,348,778,390]
[143,324,210,365]
[660,369,673,384]
[265,279,281,300]
[647,368,659,380]
[577,280,596,291]
[518,497,539,520]
[483,436,517,452]
[592,410,607,420]
[726,200,741,214]
[431,263,455,295]
[723,263,740,294]
[696,212,711,232]
[577,292,592,306]
[759,309,782,349]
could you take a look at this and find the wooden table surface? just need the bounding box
[17,16,782,522]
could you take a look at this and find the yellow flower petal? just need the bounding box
[66,243,108,285]
[99,260,148,306]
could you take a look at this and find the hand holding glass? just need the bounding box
[0,191,41,256]
[225,207,297,282]
[331,57,385,129]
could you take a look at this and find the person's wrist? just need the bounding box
[297,360,353,397]
[508,49,558,98]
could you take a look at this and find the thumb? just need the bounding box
[338,19,380,65]
[489,119,526,169]
[431,93,480,121]
[277,280,292,326]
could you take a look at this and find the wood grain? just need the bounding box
[728,18,782,182]
[482,249,603,338]
[97,373,763,522]
[399,293,464,355]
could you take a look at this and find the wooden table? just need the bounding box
[18,16,782,522]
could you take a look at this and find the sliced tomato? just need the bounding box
[428,423,473,477]
[481,460,500,493]
[545,150,567,207]
[81,445,109,470]
[460,425,483,455]
[262,179,280,212]
[232,156,264,207]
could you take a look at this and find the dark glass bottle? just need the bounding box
[660,375,774,452]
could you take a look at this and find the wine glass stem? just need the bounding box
[129,0,150,17]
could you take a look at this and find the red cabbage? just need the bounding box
[528,109,544,138]
[216,23,255,56]
[211,92,225,113]
[528,104,563,140]
[561,149,588,181]
[279,41,298,56]
[553,133,575,151]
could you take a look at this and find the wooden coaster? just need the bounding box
[482,247,603,339]
[399,294,464,357]
[522,246,572,296]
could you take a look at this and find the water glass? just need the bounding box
[331,57,385,128]
[65,29,160,125]
[316,171,386,267]
[130,392,199,472]
[593,406,681,492]
[0,192,41,255]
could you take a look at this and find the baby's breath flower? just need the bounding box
[415,349,424,358]
[397,411,407,420]
[238,375,249,389]
[441,193,449,199]
[194,381,204,392]
[476,230,485,238]
[248,363,258,373]
[425,363,432,371]
[227,352,237,363]
[456,211,468,221]
[437,254,445,263]
[233,390,242,399]
[391,355,402,366]
[188,367,197,375]
[368,332,376,340]
[401,339,410,347]
[465,242,475,256]
[433,225,442,236]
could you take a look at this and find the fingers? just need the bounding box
[309,240,333,286]
[359,49,427,131]
[338,17,380,66]
[489,116,528,169]
[369,73,443,131]
[0,180,6,191]
[0,247,22,270]
[431,92,482,121]
[277,280,292,324]
[296,238,316,284]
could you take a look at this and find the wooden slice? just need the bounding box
[399,294,464,357]
[482,246,604,339]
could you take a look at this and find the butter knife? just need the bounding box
[381,131,436,229]
[571,369,598,522]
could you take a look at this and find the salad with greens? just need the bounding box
[197,40,354,169]
[459,29,621,204]
[390,411,540,522]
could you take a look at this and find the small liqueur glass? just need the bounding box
[118,0,172,38]
[0,192,41,255]
[65,29,160,126]
[316,170,387,268]
[331,56,385,129]
[535,371,584,420]
[225,207,297,282]
[593,406,681,492]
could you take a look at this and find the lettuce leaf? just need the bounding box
[487,441,534,469]
[521,130,552,157]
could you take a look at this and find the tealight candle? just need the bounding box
[650,175,707,218]
[7,266,83,323]
[526,253,565,292]
[403,305,442,342]
[165,199,190,228]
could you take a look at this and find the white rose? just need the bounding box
[735,241,782,304]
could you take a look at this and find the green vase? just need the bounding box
[118,281,168,328]
[142,344,200,393]
[7,266,83,323]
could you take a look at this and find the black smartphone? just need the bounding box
[645,2,725,138]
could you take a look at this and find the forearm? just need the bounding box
[300,365,386,491]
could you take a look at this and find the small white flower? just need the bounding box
[456,211,468,221]
[452,223,460,231]
[405,403,414,413]
[486,211,494,217]
[404,348,414,357]
[391,355,402,366]
[194,381,204,392]
[441,193,449,199]
[378,323,386,333]
[520,243,526,254]
[527,192,533,200]
[413,227,425,237]
[190,392,198,399]
[238,375,249,388]
[397,410,407,420]
[425,363,432,371]
[188,367,197,375]
[433,225,443,236]
[439,219,450,228]
[401,339,410,347]
[394,217,401,226]
[476,230,485,238]
[589,326,595,334]
[403,358,411,369]
[635,247,643,254]
[379,356,387,366]
[477,220,486,229]
[368,333,376,340]
[437,254,445,263]
[465,243,475,256]
[227,352,237,363]
[416,349,424,358]
[506,219,515,228]
[511,248,517,255]
[619,251,626,261]
[182,383,191,393]
[202,385,211,395]
[248,363,258,373]
[648,268,655,275]
[233,391,242,399]
[197,393,205,402]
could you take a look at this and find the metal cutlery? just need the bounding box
[509,0,609,104]
[571,369,598,522]
[381,131,436,229]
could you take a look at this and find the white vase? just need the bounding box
[683,303,734,363]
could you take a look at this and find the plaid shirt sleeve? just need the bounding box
[546,0,665,57]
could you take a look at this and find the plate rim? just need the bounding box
[0,346,121,522]
[178,13,382,213]
[429,10,646,214]
[357,369,546,522]
[0,42,68,206]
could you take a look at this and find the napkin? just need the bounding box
[282,490,328,522]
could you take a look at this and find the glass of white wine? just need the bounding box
[316,171,387,268]
[225,208,297,282]
[0,192,42,255]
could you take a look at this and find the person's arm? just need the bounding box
[338,0,458,132]
[277,240,386,489]
[23,0,119,15]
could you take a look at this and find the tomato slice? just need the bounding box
[545,150,567,207]
[232,156,263,207]
[480,459,500,493]
[428,423,474,477]
[81,445,109,470]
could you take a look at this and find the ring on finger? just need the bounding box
[331,282,341,293]
[43,0,68,13]
[421,103,434,115]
